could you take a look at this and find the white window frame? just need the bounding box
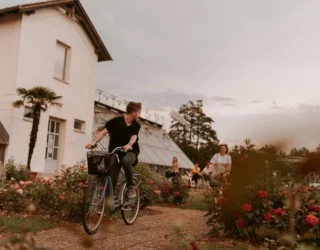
[23,106,34,122]
[53,40,71,83]
[74,119,85,133]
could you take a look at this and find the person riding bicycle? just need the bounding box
[86,102,142,198]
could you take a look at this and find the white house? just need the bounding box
[0,0,112,173]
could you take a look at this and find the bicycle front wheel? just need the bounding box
[82,176,107,234]
[120,178,140,225]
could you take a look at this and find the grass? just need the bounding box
[0,214,55,234]
[181,190,208,211]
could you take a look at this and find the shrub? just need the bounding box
[133,163,158,209]
[0,163,87,221]
[5,159,30,182]
[158,177,190,205]
[205,149,320,247]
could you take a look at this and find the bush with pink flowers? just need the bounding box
[0,162,88,221]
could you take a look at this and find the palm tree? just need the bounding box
[12,87,62,170]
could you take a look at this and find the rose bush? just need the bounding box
[5,159,30,182]
[157,176,190,205]
[0,162,87,221]
[204,148,320,247]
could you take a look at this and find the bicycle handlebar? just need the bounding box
[111,147,126,153]
[87,144,126,153]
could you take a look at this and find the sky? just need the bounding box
[2,0,320,151]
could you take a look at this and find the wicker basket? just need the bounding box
[87,151,119,176]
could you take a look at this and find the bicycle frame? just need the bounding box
[99,169,141,210]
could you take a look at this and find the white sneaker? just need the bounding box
[127,186,136,198]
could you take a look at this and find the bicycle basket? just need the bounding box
[87,151,119,176]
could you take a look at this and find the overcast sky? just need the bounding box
[2,0,320,150]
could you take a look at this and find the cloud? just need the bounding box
[221,103,237,107]
[298,104,320,111]
[211,96,235,102]
[115,89,236,111]
[271,102,320,112]
[251,100,262,104]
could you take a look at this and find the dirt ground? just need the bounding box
[30,205,209,250]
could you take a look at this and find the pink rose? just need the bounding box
[305,214,319,226]
[58,194,66,200]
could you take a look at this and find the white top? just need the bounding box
[201,166,212,175]
[210,153,231,175]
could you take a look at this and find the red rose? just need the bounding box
[217,198,226,206]
[256,190,268,199]
[39,178,45,184]
[222,189,232,198]
[273,208,286,217]
[308,186,315,192]
[237,218,245,228]
[263,212,273,222]
[305,214,319,226]
[241,204,252,213]
[174,191,180,197]
[309,206,320,212]
[191,242,199,250]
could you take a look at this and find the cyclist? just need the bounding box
[86,102,142,198]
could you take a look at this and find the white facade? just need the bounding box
[0,3,110,173]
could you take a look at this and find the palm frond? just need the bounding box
[51,102,63,108]
[16,88,29,97]
[12,100,25,108]
[13,86,63,111]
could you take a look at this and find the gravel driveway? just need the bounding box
[34,205,209,250]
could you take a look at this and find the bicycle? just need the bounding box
[82,146,141,235]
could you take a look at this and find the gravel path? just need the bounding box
[34,206,209,250]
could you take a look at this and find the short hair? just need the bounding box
[219,144,229,154]
[126,102,142,114]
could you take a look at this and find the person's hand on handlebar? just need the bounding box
[123,144,132,152]
[85,143,96,149]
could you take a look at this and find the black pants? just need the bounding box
[192,174,200,184]
[110,152,137,189]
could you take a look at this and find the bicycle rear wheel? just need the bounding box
[120,178,140,225]
[82,176,107,234]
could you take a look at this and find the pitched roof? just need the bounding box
[0,0,112,62]
[0,122,9,145]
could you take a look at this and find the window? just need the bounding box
[23,106,33,120]
[54,41,70,82]
[74,120,85,133]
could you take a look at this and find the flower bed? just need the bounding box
[0,162,87,221]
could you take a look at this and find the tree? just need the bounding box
[12,87,62,170]
[168,100,219,167]
[290,147,310,158]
